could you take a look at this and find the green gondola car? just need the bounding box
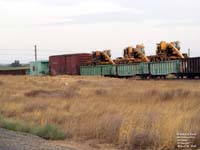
[80,65,116,76]
[150,60,179,76]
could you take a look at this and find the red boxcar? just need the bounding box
[49,53,91,76]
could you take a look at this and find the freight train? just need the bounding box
[80,58,200,79]
[28,41,200,79]
[47,54,200,79]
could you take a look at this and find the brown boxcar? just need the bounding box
[179,57,200,78]
[49,53,91,76]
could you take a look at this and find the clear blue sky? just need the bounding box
[0,0,199,63]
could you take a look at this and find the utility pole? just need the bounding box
[188,48,190,57]
[34,45,37,61]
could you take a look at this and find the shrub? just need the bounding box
[0,115,65,140]
[0,116,30,133]
[31,124,65,140]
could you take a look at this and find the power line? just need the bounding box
[0,53,33,56]
[0,49,71,51]
[0,49,87,53]
[0,52,70,54]
[0,51,70,54]
[0,54,46,56]
[0,50,69,53]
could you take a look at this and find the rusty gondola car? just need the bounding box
[178,57,200,78]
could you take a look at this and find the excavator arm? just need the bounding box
[102,51,115,65]
[168,43,184,59]
[92,50,115,65]
[134,49,150,62]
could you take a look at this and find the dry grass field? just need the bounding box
[0,75,200,150]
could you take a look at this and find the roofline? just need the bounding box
[49,53,91,57]
[0,67,30,71]
[30,60,49,63]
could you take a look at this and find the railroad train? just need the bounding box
[31,41,200,79]
[47,41,200,79]
[3,54,200,79]
[80,58,200,79]
[47,53,200,79]
[2,41,199,79]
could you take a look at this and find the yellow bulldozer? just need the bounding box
[148,41,188,62]
[114,44,149,64]
[91,50,115,65]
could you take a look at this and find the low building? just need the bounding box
[30,61,49,75]
[0,66,30,75]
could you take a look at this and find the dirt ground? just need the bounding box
[0,128,118,150]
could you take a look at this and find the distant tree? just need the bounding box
[11,60,22,67]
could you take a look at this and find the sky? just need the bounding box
[0,0,199,63]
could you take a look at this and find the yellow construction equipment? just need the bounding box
[114,44,149,64]
[148,41,186,62]
[168,42,184,58]
[91,50,115,65]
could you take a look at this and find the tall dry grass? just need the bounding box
[0,75,200,149]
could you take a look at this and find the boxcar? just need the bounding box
[49,53,92,76]
[149,60,179,76]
